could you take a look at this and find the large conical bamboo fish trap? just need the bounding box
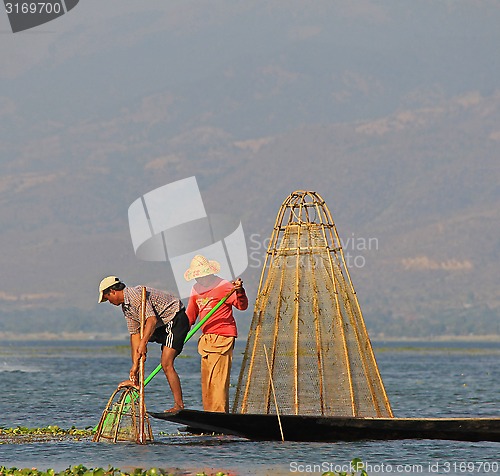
[233,190,393,418]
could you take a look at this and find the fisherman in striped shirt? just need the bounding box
[98,276,190,412]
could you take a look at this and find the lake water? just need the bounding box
[0,339,498,475]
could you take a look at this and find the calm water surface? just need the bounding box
[0,339,498,475]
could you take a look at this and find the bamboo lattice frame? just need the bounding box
[93,385,153,443]
[233,190,393,417]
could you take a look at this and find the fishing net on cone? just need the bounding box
[93,385,153,443]
[233,190,393,418]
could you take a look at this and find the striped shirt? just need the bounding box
[121,286,182,335]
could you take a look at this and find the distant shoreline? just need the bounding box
[0,332,130,341]
[1,332,499,343]
[372,334,500,343]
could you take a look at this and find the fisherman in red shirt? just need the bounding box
[185,255,248,412]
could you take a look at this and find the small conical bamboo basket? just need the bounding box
[92,385,153,443]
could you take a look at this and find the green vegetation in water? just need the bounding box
[0,467,228,476]
[0,426,93,444]
[0,460,369,476]
[323,458,368,476]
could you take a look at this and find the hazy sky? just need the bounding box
[2,1,499,127]
[1,1,499,316]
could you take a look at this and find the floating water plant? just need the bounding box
[0,467,229,476]
[0,426,93,444]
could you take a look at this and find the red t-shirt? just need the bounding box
[186,277,248,337]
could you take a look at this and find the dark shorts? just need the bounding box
[148,308,190,354]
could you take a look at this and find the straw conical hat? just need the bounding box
[184,255,221,281]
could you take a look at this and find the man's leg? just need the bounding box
[161,346,184,412]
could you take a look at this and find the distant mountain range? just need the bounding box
[0,1,499,338]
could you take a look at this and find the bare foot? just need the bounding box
[164,404,184,413]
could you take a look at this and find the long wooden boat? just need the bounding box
[149,409,500,442]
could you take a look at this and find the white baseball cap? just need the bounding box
[98,276,122,303]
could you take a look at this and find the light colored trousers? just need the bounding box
[198,334,235,413]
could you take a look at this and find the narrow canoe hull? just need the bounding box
[149,409,500,442]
